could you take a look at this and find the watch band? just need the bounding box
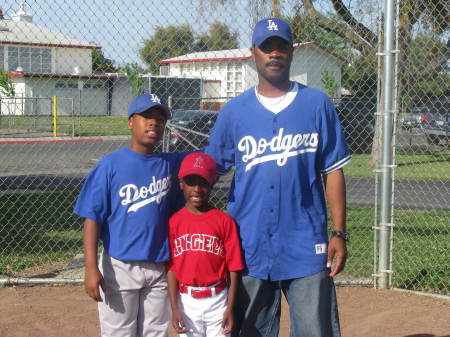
[332,230,349,241]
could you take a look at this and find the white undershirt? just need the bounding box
[255,82,298,114]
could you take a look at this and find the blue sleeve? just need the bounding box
[168,152,188,213]
[319,97,351,174]
[73,159,111,223]
[204,105,235,175]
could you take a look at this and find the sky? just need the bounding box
[2,0,382,69]
[1,0,262,68]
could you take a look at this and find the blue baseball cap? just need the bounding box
[252,18,293,47]
[128,93,171,119]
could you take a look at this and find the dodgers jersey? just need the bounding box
[205,83,351,281]
[74,147,185,262]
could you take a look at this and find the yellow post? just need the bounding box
[53,95,57,137]
[271,0,280,17]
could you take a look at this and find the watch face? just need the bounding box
[333,231,348,241]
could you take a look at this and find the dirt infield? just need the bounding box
[0,285,448,337]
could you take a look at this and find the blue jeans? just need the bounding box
[232,270,341,337]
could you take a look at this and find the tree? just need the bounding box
[92,49,115,72]
[140,25,196,74]
[0,69,15,97]
[321,70,339,98]
[285,6,378,98]
[139,22,239,74]
[125,63,145,96]
[196,21,239,51]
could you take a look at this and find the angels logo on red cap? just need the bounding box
[193,156,204,168]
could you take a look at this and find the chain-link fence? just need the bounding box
[0,0,448,295]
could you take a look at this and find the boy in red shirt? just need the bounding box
[167,152,244,337]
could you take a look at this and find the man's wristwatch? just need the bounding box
[332,230,349,241]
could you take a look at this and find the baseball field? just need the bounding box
[0,284,448,337]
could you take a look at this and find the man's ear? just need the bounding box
[127,117,133,130]
[250,47,256,60]
[179,180,184,190]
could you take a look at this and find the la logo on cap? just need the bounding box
[150,94,161,104]
[193,156,204,168]
[267,19,278,31]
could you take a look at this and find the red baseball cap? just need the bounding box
[178,152,216,185]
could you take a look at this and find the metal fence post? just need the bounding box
[377,0,397,289]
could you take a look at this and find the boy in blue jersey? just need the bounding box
[205,18,350,337]
[74,93,185,337]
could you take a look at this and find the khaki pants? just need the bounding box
[98,252,170,337]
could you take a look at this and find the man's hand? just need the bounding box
[84,266,106,302]
[327,236,347,277]
[221,307,234,334]
[172,308,189,333]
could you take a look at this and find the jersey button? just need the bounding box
[270,185,274,189]
[269,209,274,213]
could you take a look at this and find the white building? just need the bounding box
[0,4,109,116]
[159,42,345,108]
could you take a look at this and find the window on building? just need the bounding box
[55,83,67,88]
[7,46,51,73]
[160,65,169,76]
[0,46,4,69]
[8,47,18,72]
[225,63,243,97]
[19,47,30,72]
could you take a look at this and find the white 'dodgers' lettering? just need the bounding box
[119,175,171,212]
[237,128,318,171]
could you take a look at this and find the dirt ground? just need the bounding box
[0,285,448,337]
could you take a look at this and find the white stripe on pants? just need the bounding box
[98,252,170,337]
[178,287,229,337]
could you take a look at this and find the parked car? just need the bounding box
[168,109,218,152]
[400,106,430,129]
[421,112,450,145]
[335,99,376,153]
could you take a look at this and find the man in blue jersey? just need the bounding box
[205,18,350,337]
[74,93,185,337]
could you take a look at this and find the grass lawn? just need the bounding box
[1,191,448,295]
[344,151,450,180]
[0,191,82,274]
[0,115,129,137]
[338,206,449,295]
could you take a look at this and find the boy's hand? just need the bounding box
[84,266,106,302]
[172,309,188,333]
[221,307,234,334]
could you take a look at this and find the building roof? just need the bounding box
[0,6,99,49]
[158,42,346,64]
[8,72,110,80]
